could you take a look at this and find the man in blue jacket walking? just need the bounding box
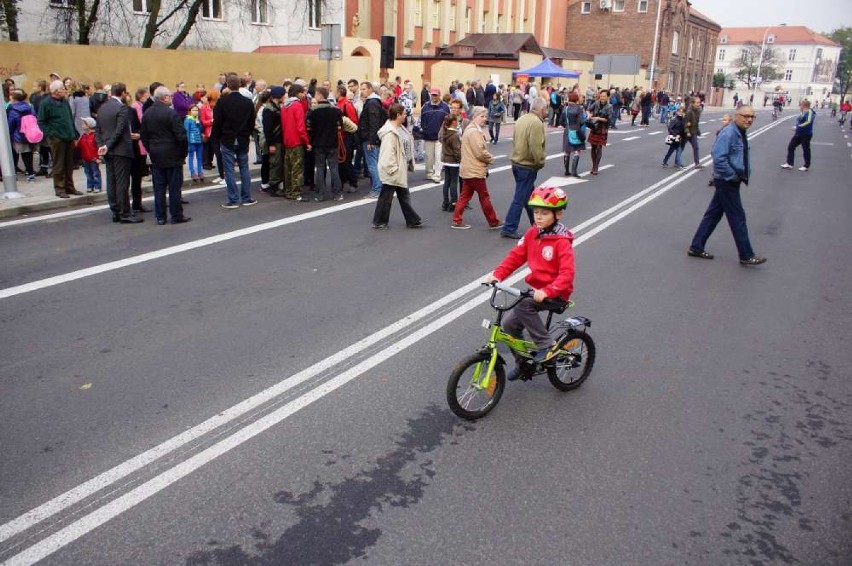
[780,99,815,171]
[688,106,766,266]
[421,87,450,183]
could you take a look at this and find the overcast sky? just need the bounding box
[688,0,851,35]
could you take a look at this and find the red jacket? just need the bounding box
[281,98,309,149]
[493,223,575,301]
[337,97,358,125]
[78,132,100,163]
[199,104,213,138]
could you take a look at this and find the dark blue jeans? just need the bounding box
[363,142,381,194]
[502,164,538,234]
[690,179,755,261]
[151,166,185,222]
[221,143,252,204]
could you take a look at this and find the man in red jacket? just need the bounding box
[281,84,311,200]
[485,186,575,381]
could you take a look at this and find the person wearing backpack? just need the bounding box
[37,81,81,198]
[6,90,39,181]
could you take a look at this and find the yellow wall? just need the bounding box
[0,40,383,92]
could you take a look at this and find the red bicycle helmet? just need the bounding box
[528,186,568,210]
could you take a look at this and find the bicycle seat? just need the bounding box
[545,300,574,315]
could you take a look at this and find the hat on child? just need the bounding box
[82,117,97,129]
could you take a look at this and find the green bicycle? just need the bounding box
[446,282,596,420]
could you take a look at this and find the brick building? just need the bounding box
[346,0,569,56]
[564,0,721,94]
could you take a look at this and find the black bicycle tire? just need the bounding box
[547,331,596,392]
[446,351,505,420]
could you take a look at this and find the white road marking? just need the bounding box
[810,142,834,146]
[648,131,663,135]
[3,117,794,563]
[539,176,588,187]
[622,136,641,141]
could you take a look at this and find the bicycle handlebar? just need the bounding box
[482,281,531,311]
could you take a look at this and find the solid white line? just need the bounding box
[847,142,851,148]
[0,157,686,566]
[648,131,663,135]
[622,136,640,141]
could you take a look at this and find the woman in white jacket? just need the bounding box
[372,104,424,229]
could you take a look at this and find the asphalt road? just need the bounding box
[1,107,851,566]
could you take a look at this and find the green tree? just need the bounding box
[826,26,851,99]
[734,42,783,90]
[712,71,726,88]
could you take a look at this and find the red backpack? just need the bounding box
[20,114,44,144]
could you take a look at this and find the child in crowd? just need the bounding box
[440,114,461,212]
[78,117,101,193]
[184,105,204,183]
[485,186,575,381]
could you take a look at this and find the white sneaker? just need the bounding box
[780,163,793,169]
[798,166,808,171]
[214,177,227,184]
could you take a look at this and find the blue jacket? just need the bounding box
[184,116,203,145]
[712,123,749,184]
[6,101,34,144]
[420,100,450,141]
[794,108,815,136]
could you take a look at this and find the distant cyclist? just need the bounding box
[485,186,575,380]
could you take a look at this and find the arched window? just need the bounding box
[672,31,680,54]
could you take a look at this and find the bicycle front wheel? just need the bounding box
[547,331,596,391]
[447,351,505,420]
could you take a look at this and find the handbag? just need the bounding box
[665,134,681,146]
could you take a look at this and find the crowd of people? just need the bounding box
[5,69,718,231]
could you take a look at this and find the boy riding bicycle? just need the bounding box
[485,186,575,380]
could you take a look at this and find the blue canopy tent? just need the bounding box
[512,58,581,79]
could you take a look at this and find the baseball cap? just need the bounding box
[430,87,441,96]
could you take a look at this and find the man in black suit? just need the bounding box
[141,87,190,225]
[97,83,142,223]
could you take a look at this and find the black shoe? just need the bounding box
[157,219,167,225]
[180,199,189,205]
[500,231,522,240]
[687,248,714,260]
[56,193,71,199]
[372,224,389,230]
[112,215,121,223]
[119,216,144,223]
[171,217,192,224]
[68,190,84,196]
[133,206,150,213]
[739,255,767,266]
[407,220,425,228]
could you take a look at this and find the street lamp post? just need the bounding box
[754,23,786,91]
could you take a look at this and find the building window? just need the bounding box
[48,0,73,7]
[613,0,625,11]
[671,31,679,54]
[131,0,152,13]
[201,0,222,20]
[465,7,471,33]
[307,0,321,28]
[638,0,648,12]
[720,34,727,44]
[697,39,702,60]
[432,1,440,27]
[718,48,725,61]
[580,2,591,14]
[480,12,487,32]
[449,7,455,30]
[785,69,793,81]
[688,38,694,58]
[251,0,268,24]
[414,0,422,25]
[788,48,796,61]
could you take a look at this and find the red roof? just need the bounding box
[718,26,839,47]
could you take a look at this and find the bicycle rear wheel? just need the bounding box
[547,331,596,391]
[447,351,505,420]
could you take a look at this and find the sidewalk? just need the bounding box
[0,159,258,219]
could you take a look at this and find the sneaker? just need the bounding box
[221,202,239,209]
[214,177,227,184]
[241,199,258,206]
[798,166,808,171]
[740,255,767,266]
[407,220,425,228]
[780,163,793,169]
[489,223,504,231]
[26,174,37,182]
[661,162,669,168]
[333,194,345,201]
[500,231,522,240]
[364,193,380,200]
[450,222,471,230]
[372,224,389,230]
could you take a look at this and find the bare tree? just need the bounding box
[734,42,783,90]
[0,0,20,41]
